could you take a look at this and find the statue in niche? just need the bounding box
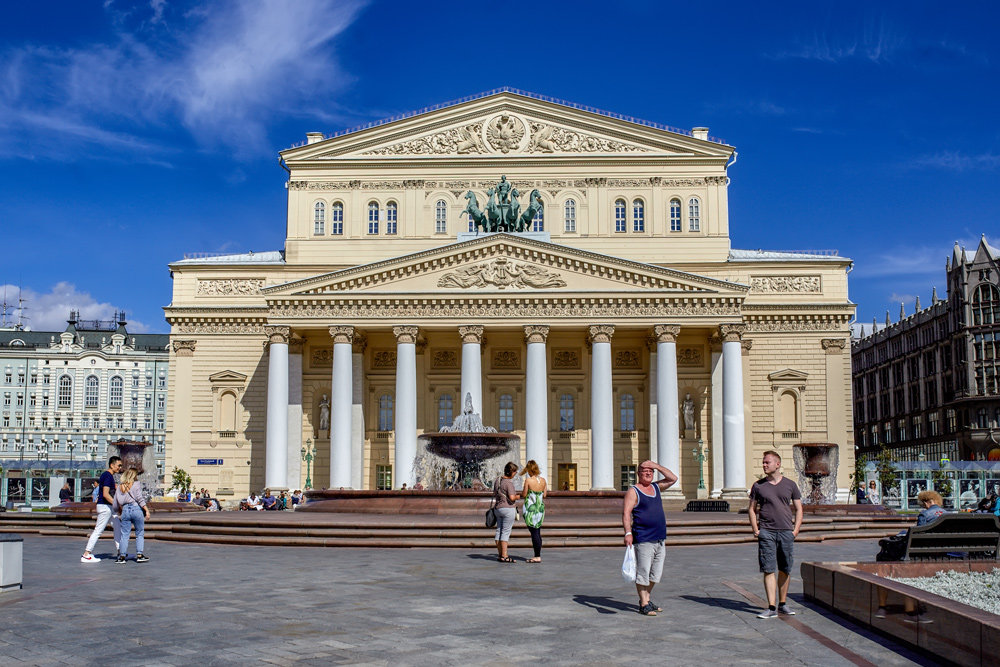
[682,393,695,431]
[318,394,330,431]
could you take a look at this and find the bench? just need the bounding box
[683,500,730,512]
[881,514,1000,561]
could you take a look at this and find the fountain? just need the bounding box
[793,443,839,504]
[413,393,520,490]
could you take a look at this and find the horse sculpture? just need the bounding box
[463,191,488,233]
[517,189,543,232]
[485,187,502,232]
[504,188,521,232]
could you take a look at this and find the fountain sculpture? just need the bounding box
[793,443,840,504]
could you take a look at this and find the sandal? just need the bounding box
[498,556,515,563]
[649,601,663,612]
[639,603,658,616]
[527,558,541,563]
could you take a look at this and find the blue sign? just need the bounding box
[197,459,223,465]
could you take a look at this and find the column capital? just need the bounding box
[328,325,355,345]
[393,325,419,344]
[265,325,290,346]
[171,339,196,357]
[588,324,615,344]
[523,325,550,344]
[742,339,753,352]
[717,323,746,343]
[821,338,847,354]
[653,324,681,343]
[288,337,305,354]
[458,325,484,344]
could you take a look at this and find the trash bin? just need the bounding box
[0,533,23,591]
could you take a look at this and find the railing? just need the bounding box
[619,431,637,439]
[558,430,575,438]
[218,431,236,439]
[781,432,800,439]
[375,431,393,440]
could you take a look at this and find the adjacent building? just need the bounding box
[165,89,856,500]
[0,312,169,506]
[852,236,1000,462]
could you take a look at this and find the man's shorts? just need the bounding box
[634,540,665,586]
[757,528,794,574]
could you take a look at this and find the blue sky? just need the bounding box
[1,0,997,333]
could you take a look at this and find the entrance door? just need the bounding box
[557,463,577,491]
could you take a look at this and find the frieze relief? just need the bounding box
[431,349,458,369]
[371,350,397,370]
[677,347,704,367]
[492,349,521,370]
[310,348,333,368]
[197,279,265,296]
[364,123,487,156]
[746,320,848,332]
[614,350,641,369]
[437,257,567,289]
[273,301,742,320]
[172,323,266,335]
[289,175,725,192]
[526,122,646,154]
[749,276,822,293]
[552,349,580,369]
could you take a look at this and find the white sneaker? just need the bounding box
[757,608,778,619]
[777,603,796,615]
[80,554,100,563]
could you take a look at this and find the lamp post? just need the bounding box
[691,438,707,496]
[67,441,77,502]
[301,438,314,490]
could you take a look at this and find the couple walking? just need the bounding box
[80,456,151,564]
[492,460,546,563]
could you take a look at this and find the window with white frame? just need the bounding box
[467,211,474,233]
[435,199,447,234]
[378,394,393,431]
[532,199,544,232]
[669,198,681,232]
[313,201,325,235]
[368,202,379,234]
[438,394,453,429]
[144,395,152,409]
[109,376,123,409]
[632,199,644,232]
[564,199,576,232]
[386,201,398,235]
[498,394,514,431]
[331,202,344,235]
[614,199,627,233]
[84,375,99,408]
[688,197,701,231]
[619,393,635,430]
[559,394,575,431]
[157,394,165,410]
[57,375,72,408]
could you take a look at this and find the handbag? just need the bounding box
[485,477,500,527]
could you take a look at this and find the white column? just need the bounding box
[329,326,354,489]
[524,325,549,478]
[720,324,747,497]
[264,326,290,491]
[459,325,484,416]
[286,338,303,491]
[710,343,724,498]
[654,325,681,496]
[394,326,418,489]
[351,335,366,490]
[648,348,657,468]
[589,325,614,490]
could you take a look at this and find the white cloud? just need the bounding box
[770,18,905,64]
[0,282,150,333]
[0,0,367,160]
[908,152,1000,172]
[851,245,946,278]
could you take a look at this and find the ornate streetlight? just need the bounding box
[691,438,707,492]
[67,440,77,501]
[301,438,314,490]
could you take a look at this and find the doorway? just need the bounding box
[557,463,577,491]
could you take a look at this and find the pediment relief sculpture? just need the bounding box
[437,257,567,290]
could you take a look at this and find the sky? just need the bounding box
[0,0,998,333]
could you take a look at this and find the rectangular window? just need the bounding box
[376,465,392,490]
[144,395,152,409]
[29,394,36,407]
[928,412,939,436]
[438,394,454,430]
[620,465,637,491]
[559,394,575,431]
[498,394,514,432]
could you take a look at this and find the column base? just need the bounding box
[720,487,748,500]
[661,487,684,499]
[265,486,289,494]
[589,486,617,491]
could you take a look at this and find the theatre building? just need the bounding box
[164,89,855,500]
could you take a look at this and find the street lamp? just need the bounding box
[67,441,77,501]
[301,438,314,490]
[691,438,707,491]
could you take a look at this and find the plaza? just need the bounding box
[2,535,930,665]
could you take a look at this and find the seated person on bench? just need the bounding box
[916,490,946,526]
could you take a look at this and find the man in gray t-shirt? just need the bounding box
[748,450,802,619]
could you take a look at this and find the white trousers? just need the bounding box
[84,504,121,554]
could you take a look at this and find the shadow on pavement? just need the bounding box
[572,594,635,614]
[679,594,759,614]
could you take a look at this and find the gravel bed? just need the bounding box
[890,568,1000,616]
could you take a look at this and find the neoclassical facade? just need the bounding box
[165,89,855,500]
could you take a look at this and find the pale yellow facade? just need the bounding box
[164,91,855,499]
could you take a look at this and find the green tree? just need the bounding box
[850,451,869,498]
[171,467,192,493]
[874,446,899,498]
[932,463,953,498]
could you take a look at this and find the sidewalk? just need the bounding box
[0,536,934,665]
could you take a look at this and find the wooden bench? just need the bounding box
[683,500,730,512]
[904,514,1000,560]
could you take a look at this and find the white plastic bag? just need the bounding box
[621,545,637,582]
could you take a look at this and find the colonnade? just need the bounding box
[263,323,748,496]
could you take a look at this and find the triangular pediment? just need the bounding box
[768,369,809,382]
[264,234,746,298]
[208,370,248,384]
[281,90,733,163]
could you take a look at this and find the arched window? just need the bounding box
[532,199,544,232]
[435,200,447,234]
[619,393,635,430]
[559,394,575,431]
[778,391,798,431]
[973,283,1000,325]
[438,394,454,429]
[313,201,325,235]
[564,199,576,232]
[367,202,379,235]
[498,394,514,431]
[331,202,344,235]
[57,375,72,408]
[385,201,398,235]
[688,197,701,232]
[614,199,627,233]
[109,376,123,409]
[84,375,99,409]
[669,198,682,232]
[378,394,394,431]
[632,199,644,232]
[219,392,238,431]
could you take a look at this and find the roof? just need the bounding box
[0,330,169,351]
[729,248,849,262]
[172,250,285,266]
